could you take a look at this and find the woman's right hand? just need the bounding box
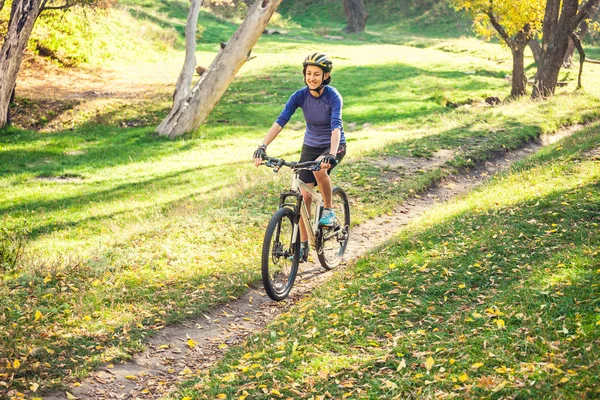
[253,144,267,167]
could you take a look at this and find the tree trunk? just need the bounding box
[563,4,597,67]
[485,13,530,97]
[571,33,585,89]
[510,44,527,97]
[533,0,600,98]
[528,39,542,64]
[172,0,203,107]
[157,0,283,138]
[0,0,45,129]
[564,18,590,67]
[342,0,367,33]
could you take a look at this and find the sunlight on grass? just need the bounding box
[181,122,600,399]
[2,10,600,393]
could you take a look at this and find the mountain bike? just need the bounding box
[260,155,350,301]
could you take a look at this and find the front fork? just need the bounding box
[279,191,322,251]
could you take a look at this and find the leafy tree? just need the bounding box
[0,0,110,129]
[452,0,545,97]
[532,0,600,98]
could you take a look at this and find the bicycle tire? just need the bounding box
[317,186,350,270]
[261,207,300,301]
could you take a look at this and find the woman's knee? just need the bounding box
[313,169,329,181]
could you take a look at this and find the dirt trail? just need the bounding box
[43,128,581,400]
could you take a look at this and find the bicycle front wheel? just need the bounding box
[262,207,300,301]
[317,186,350,270]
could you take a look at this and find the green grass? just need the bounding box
[2,1,600,395]
[175,117,600,400]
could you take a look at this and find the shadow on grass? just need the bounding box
[0,161,241,239]
[1,61,508,180]
[127,6,238,46]
[317,179,600,397]
[4,113,600,396]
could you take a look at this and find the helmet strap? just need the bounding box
[304,70,328,95]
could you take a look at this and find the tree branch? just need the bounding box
[41,0,75,12]
[41,4,73,11]
[485,9,512,47]
[573,0,600,29]
[571,32,585,88]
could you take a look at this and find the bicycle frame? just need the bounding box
[279,171,323,248]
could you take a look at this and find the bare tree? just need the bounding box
[532,0,600,98]
[157,0,283,138]
[342,0,367,33]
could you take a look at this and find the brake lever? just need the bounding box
[273,159,284,173]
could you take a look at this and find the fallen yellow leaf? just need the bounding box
[124,375,137,380]
[187,338,197,349]
[397,358,406,371]
[34,310,43,322]
[559,377,570,383]
[425,356,435,371]
[496,319,505,328]
[492,380,508,392]
[217,394,227,399]
[318,370,329,379]
[471,362,484,369]
[65,392,78,400]
[13,359,21,369]
[459,373,469,382]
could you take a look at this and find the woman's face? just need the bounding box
[305,65,329,90]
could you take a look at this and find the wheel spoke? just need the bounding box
[262,207,300,301]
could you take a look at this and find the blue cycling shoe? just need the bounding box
[319,208,336,227]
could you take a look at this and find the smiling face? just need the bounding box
[305,65,330,91]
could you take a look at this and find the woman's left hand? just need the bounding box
[320,154,338,169]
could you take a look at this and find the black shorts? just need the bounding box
[298,143,346,185]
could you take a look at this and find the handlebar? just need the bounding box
[261,156,321,173]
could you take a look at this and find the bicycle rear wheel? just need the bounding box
[317,186,350,270]
[262,207,300,301]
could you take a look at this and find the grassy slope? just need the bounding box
[179,117,600,400]
[1,0,600,395]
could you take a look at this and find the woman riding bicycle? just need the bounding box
[253,52,347,262]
